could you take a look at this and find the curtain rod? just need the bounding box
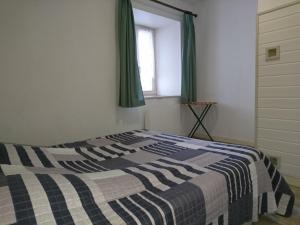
[149,0,198,17]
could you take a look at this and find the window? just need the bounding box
[136,26,156,95]
[134,8,182,97]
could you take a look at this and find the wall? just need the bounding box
[194,0,257,145]
[145,97,186,135]
[258,0,299,13]
[0,0,193,145]
[0,0,259,146]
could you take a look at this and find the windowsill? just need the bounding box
[145,95,180,100]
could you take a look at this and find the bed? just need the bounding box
[0,130,294,225]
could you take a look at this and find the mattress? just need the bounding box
[0,130,295,225]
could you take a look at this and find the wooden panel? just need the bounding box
[258,86,300,98]
[258,50,300,66]
[259,26,300,44]
[257,138,300,155]
[258,62,300,76]
[259,13,300,33]
[258,98,300,109]
[258,74,300,87]
[259,148,300,166]
[258,38,300,55]
[257,128,300,144]
[257,3,300,178]
[259,3,300,22]
[257,118,300,132]
[257,108,300,120]
[279,164,300,179]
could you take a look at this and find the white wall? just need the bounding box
[0,0,259,146]
[0,0,143,145]
[0,0,193,145]
[145,97,186,134]
[194,0,257,145]
[258,0,299,13]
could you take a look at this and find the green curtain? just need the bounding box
[118,0,145,108]
[181,13,197,103]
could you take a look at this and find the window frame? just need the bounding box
[136,25,157,96]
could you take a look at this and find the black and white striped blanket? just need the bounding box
[0,130,294,225]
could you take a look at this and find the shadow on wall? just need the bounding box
[193,102,255,145]
[144,98,189,135]
[116,106,146,129]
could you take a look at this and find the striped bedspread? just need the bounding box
[0,130,295,225]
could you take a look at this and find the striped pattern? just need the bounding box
[0,144,55,168]
[0,130,295,225]
[57,160,108,173]
[106,132,149,145]
[139,142,188,156]
[75,146,135,161]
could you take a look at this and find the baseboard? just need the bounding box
[194,134,255,147]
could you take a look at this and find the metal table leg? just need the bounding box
[188,105,207,137]
[188,104,209,137]
[187,104,214,141]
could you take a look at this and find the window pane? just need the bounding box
[136,27,155,92]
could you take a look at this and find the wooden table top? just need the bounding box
[182,101,217,106]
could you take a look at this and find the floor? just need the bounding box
[254,185,300,225]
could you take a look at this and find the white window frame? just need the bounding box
[136,25,157,96]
